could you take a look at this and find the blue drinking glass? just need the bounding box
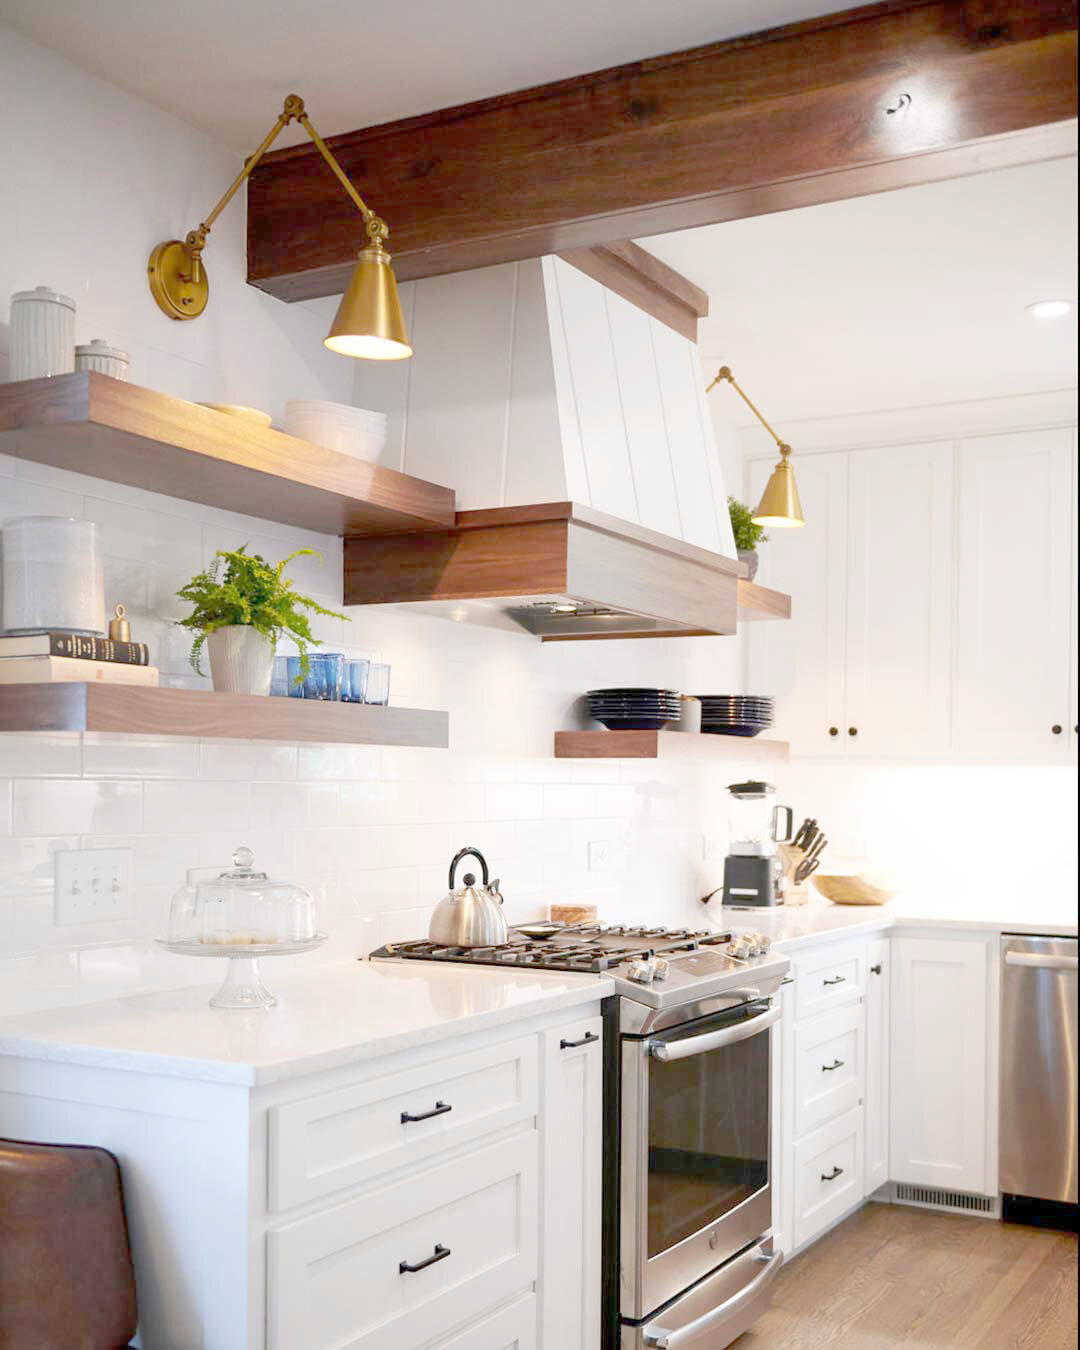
[285,656,305,697]
[303,652,344,701]
[342,659,370,703]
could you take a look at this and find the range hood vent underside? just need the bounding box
[343,502,741,640]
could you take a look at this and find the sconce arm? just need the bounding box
[706,365,791,459]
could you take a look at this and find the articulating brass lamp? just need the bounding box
[147,94,412,360]
[706,366,804,527]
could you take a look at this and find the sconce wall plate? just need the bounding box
[148,240,210,320]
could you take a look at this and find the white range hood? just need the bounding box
[347,254,742,637]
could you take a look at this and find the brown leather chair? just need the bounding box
[0,1137,137,1349]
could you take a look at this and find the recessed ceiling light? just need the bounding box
[1026,299,1073,320]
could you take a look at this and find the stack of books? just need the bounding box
[0,632,159,686]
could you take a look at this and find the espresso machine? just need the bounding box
[722,780,794,907]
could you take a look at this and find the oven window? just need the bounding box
[647,1010,770,1257]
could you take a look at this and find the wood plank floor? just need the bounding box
[738,1204,1078,1349]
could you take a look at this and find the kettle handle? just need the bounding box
[449,847,489,890]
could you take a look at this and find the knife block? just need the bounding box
[778,843,812,906]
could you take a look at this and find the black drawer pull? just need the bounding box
[780,976,794,986]
[821,1059,845,1072]
[821,1166,844,1183]
[401,1100,452,1124]
[399,1243,451,1274]
[870,963,882,975]
[560,1032,599,1050]
[823,975,847,986]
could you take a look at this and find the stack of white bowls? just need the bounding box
[284,399,388,463]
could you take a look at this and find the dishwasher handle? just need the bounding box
[1005,951,1078,971]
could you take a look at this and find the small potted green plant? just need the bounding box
[728,496,768,581]
[176,547,346,695]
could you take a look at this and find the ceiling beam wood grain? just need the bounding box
[246,0,1078,300]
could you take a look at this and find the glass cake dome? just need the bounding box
[167,846,316,947]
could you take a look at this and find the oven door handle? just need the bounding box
[643,1249,784,1347]
[648,1002,782,1061]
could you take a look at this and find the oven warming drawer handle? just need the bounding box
[1005,951,1078,970]
[648,1002,782,1062]
[643,1249,784,1348]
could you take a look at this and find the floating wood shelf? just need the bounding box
[737,580,791,622]
[0,373,456,538]
[0,683,449,747]
[554,730,789,760]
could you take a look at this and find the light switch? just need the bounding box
[54,848,133,926]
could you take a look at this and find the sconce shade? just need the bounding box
[324,245,412,360]
[753,451,804,528]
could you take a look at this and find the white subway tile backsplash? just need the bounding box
[0,735,81,779]
[13,780,142,836]
[143,780,248,834]
[82,734,201,780]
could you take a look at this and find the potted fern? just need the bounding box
[727,496,769,582]
[176,547,346,695]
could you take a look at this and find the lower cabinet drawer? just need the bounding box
[433,1294,536,1350]
[793,1106,864,1251]
[268,1034,537,1211]
[267,1132,537,1350]
[794,1003,864,1136]
[793,943,865,1020]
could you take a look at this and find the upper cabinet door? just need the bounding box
[746,452,848,754]
[845,441,955,757]
[954,429,1076,756]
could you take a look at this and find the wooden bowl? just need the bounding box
[811,875,896,906]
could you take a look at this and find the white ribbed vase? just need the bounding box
[9,286,76,380]
[206,626,275,696]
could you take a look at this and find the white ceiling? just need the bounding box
[0,0,839,150]
[642,158,1079,423]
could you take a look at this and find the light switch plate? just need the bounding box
[54,848,133,926]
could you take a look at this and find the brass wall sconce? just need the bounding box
[147,94,412,360]
[706,366,804,527]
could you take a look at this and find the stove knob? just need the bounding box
[728,942,750,959]
[757,934,772,952]
[627,958,656,984]
[651,958,670,981]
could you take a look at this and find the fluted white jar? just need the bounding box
[9,286,76,381]
[206,626,275,696]
[75,338,129,381]
[1,516,105,635]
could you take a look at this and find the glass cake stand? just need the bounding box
[156,936,327,1009]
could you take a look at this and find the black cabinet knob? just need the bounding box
[870,963,883,975]
[1052,725,1063,735]
[848,727,858,737]
[828,726,839,737]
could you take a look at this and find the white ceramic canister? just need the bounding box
[75,338,129,381]
[8,286,76,381]
[0,516,106,635]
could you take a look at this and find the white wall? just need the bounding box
[0,24,748,1016]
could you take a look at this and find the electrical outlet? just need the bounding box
[588,840,613,872]
[54,848,133,926]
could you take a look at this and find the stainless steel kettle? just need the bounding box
[428,847,507,947]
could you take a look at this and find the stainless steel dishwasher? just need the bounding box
[999,934,1078,1210]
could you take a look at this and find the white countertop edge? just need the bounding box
[0,967,615,1087]
[739,905,1078,954]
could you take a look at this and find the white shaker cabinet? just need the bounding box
[538,1016,603,1350]
[844,442,955,756]
[863,938,890,1196]
[954,428,1077,757]
[747,451,848,755]
[748,442,954,757]
[890,935,995,1196]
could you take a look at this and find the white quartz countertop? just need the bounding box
[716,894,1078,952]
[0,960,614,1087]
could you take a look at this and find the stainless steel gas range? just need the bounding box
[372,922,790,1349]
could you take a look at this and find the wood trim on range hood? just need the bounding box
[343,502,743,639]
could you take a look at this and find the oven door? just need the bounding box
[620,999,778,1320]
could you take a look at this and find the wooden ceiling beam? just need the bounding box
[246,1,1078,301]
